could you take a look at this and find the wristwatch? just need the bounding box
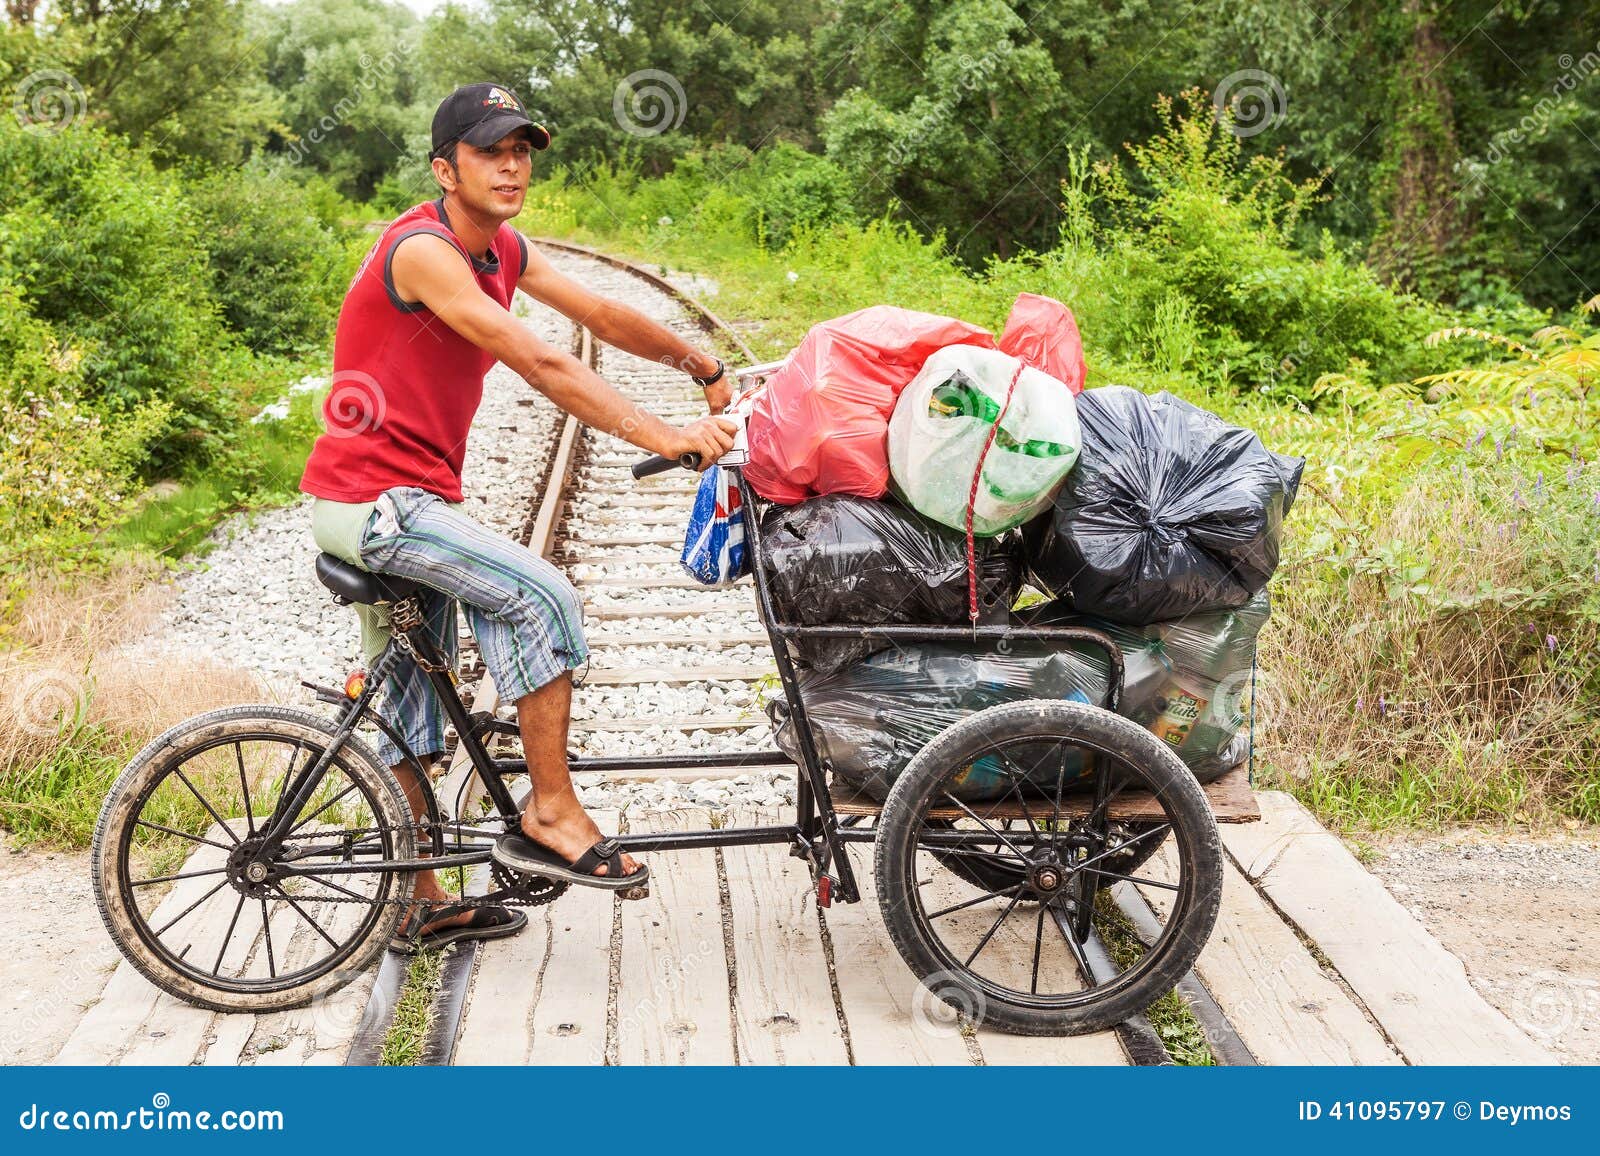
[691,358,726,387]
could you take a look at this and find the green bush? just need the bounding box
[187,162,360,356]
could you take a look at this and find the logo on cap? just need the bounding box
[482,87,521,112]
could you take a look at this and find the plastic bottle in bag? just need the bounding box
[889,346,1082,536]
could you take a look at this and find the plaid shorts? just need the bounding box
[313,486,588,767]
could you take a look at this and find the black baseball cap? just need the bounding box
[430,83,551,159]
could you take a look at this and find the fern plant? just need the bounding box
[1313,295,1599,462]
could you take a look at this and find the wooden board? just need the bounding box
[1222,791,1553,1065]
[721,810,850,1065]
[831,761,1259,824]
[56,823,241,1064]
[614,808,736,1065]
[452,811,619,1065]
[1134,845,1400,1066]
[911,861,1128,1065]
[819,853,974,1066]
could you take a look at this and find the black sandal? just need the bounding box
[388,901,529,955]
[492,833,650,896]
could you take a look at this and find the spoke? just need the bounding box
[287,782,360,838]
[260,899,276,978]
[212,895,247,976]
[1083,770,1132,832]
[1071,823,1172,878]
[925,884,1022,921]
[152,880,229,936]
[939,793,1029,860]
[1030,904,1046,995]
[171,766,240,845]
[1048,901,1095,984]
[994,750,1043,834]
[271,886,341,950]
[1083,868,1180,892]
[963,889,1024,968]
[921,843,1028,864]
[1053,746,1069,818]
[130,867,227,889]
[235,743,256,837]
[134,820,232,852]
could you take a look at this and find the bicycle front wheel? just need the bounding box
[92,705,415,1013]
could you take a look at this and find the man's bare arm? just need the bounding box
[517,241,731,406]
[391,234,734,463]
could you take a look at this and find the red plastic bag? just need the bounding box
[997,293,1086,394]
[743,306,995,503]
[743,296,1085,504]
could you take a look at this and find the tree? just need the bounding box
[39,0,281,166]
[258,0,423,199]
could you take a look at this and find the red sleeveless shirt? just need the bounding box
[299,199,527,503]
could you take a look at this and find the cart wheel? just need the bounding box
[931,818,1167,899]
[874,699,1222,1037]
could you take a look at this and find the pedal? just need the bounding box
[816,875,833,908]
[621,884,650,902]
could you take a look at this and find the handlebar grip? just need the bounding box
[630,452,702,479]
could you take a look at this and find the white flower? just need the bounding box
[657,215,673,226]
[786,270,799,283]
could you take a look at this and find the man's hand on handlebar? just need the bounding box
[668,416,739,471]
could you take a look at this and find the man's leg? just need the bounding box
[509,673,639,876]
[386,755,473,918]
[359,487,630,879]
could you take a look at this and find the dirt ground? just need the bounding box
[0,833,121,1065]
[1369,829,1600,1065]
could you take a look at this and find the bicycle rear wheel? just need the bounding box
[92,705,414,1013]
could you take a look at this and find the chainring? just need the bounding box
[490,860,572,908]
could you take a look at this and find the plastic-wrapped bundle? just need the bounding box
[888,346,1082,536]
[770,591,1269,802]
[1017,591,1270,781]
[759,494,1018,673]
[1025,386,1304,624]
[770,646,1105,802]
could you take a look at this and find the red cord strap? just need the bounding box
[965,361,1026,622]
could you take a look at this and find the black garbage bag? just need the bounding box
[759,494,1018,673]
[1024,386,1304,624]
[769,645,1105,802]
[1016,592,1269,782]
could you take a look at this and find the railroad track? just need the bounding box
[343,238,1262,1068]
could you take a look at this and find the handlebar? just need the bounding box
[630,360,781,480]
[631,452,703,479]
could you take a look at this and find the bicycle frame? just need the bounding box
[266,463,1128,907]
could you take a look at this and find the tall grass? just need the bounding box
[0,565,266,846]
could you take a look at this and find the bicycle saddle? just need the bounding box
[314,553,422,605]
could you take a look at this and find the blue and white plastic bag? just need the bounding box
[681,464,749,586]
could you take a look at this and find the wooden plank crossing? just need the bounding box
[1221,792,1554,1065]
[59,796,1553,1068]
[54,821,381,1066]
